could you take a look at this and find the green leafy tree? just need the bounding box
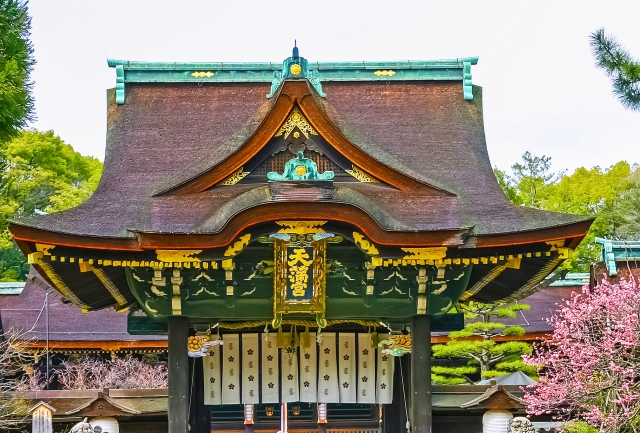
[495,154,639,271]
[0,0,35,142]
[540,162,637,270]
[590,28,640,111]
[0,130,102,280]
[431,302,535,385]
[605,168,640,240]
[493,167,518,203]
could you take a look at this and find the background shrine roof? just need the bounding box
[0,269,166,342]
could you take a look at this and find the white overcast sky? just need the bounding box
[27,0,639,173]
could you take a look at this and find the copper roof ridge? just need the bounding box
[459,385,525,408]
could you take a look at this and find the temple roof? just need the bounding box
[11,68,589,244]
[8,54,593,313]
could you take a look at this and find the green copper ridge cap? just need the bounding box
[547,272,590,287]
[106,57,478,71]
[595,237,640,276]
[107,55,478,104]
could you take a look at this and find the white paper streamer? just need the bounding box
[203,342,221,405]
[222,334,240,404]
[281,349,299,402]
[338,333,357,403]
[299,332,317,403]
[261,332,279,403]
[357,333,376,403]
[317,332,339,403]
[241,333,259,404]
[376,334,395,404]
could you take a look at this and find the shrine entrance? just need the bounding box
[11,47,592,433]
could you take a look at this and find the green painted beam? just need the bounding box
[126,310,464,335]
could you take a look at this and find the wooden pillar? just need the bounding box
[411,315,432,433]
[168,316,190,433]
[383,355,408,432]
[189,357,211,432]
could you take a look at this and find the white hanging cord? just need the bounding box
[399,360,410,432]
[187,358,195,431]
[379,321,391,331]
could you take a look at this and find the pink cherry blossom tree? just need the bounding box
[523,276,640,432]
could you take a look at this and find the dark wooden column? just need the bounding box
[168,316,190,433]
[411,315,432,433]
[383,355,408,432]
[189,357,211,432]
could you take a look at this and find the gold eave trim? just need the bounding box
[38,263,91,311]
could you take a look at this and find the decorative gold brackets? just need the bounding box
[275,107,318,139]
[345,165,378,183]
[352,232,379,256]
[218,167,250,186]
[156,250,202,263]
[224,234,251,257]
[401,247,447,261]
[276,221,326,234]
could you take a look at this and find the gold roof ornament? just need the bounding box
[275,107,318,139]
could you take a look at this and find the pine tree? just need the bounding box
[432,302,536,385]
[590,28,640,111]
[0,0,35,142]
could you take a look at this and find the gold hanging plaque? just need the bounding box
[272,234,327,328]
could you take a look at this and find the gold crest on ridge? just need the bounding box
[289,64,302,75]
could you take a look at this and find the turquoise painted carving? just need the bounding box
[267,150,334,181]
[116,65,125,104]
[267,70,284,98]
[308,69,326,97]
[463,61,473,100]
[267,48,326,98]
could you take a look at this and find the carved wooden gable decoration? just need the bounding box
[161,81,449,196]
[217,106,379,186]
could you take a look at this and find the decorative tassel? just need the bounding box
[300,326,311,349]
[370,331,379,348]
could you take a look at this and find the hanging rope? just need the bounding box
[400,360,411,433]
[187,357,195,432]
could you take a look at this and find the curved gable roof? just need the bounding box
[11,59,589,248]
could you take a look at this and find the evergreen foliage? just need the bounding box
[590,28,640,111]
[0,0,35,142]
[0,130,102,281]
[495,153,640,271]
[431,302,535,385]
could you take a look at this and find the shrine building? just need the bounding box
[9,47,592,433]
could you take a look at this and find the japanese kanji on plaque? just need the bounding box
[272,232,327,328]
